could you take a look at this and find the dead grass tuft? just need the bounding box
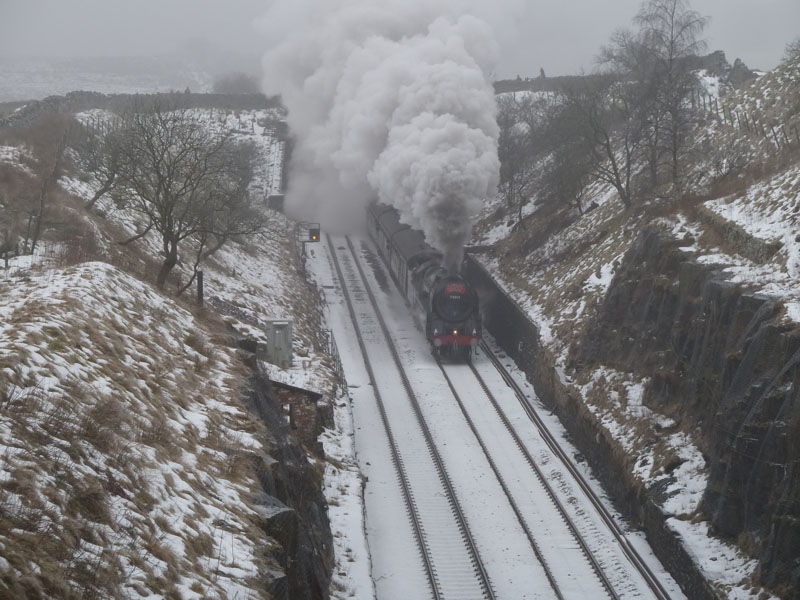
[80,396,130,452]
[66,480,111,525]
[2,466,40,502]
[153,513,176,536]
[138,412,171,446]
[185,529,215,562]
[144,534,180,576]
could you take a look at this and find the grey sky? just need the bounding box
[0,0,797,76]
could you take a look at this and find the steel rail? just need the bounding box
[463,359,619,599]
[343,235,495,600]
[481,341,674,600]
[436,360,567,600]
[326,234,440,599]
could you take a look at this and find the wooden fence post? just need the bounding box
[771,125,781,149]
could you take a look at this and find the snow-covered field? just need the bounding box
[0,259,268,598]
[0,105,364,597]
[0,56,214,103]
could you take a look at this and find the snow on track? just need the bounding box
[315,231,685,599]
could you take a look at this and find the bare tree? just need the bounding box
[539,100,594,214]
[598,29,664,190]
[12,115,73,255]
[783,37,800,63]
[109,102,267,290]
[497,94,545,226]
[0,165,35,261]
[558,76,642,209]
[77,126,125,211]
[175,141,263,296]
[28,135,66,255]
[634,0,707,192]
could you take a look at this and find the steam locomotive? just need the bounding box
[367,202,481,360]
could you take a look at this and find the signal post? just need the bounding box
[297,222,320,275]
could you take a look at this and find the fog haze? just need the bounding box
[1,0,797,76]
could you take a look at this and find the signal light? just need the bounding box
[308,224,320,242]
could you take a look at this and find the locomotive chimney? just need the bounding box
[443,247,464,275]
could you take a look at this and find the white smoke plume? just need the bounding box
[260,0,508,270]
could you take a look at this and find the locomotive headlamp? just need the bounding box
[453,329,458,335]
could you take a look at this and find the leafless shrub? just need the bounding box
[0,381,25,411]
[39,395,82,440]
[108,440,137,472]
[1,383,48,419]
[707,137,753,182]
[65,542,125,600]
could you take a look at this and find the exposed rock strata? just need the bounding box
[467,226,800,597]
[577,229,799,596]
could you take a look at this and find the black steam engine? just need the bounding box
[367,202,481,360]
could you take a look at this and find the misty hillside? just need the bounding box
[471,53,800,598]
[477,54,800,353]
[494,50,759,96]
[0,51,264,104]
[0,101,356,598]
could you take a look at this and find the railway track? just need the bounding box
[327,233,677,599]
[437,361,606,599]
[440,351,676,599]
[327,234,493,600]
[473,343,674,600]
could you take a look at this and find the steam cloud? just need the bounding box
[260,0,503,270]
